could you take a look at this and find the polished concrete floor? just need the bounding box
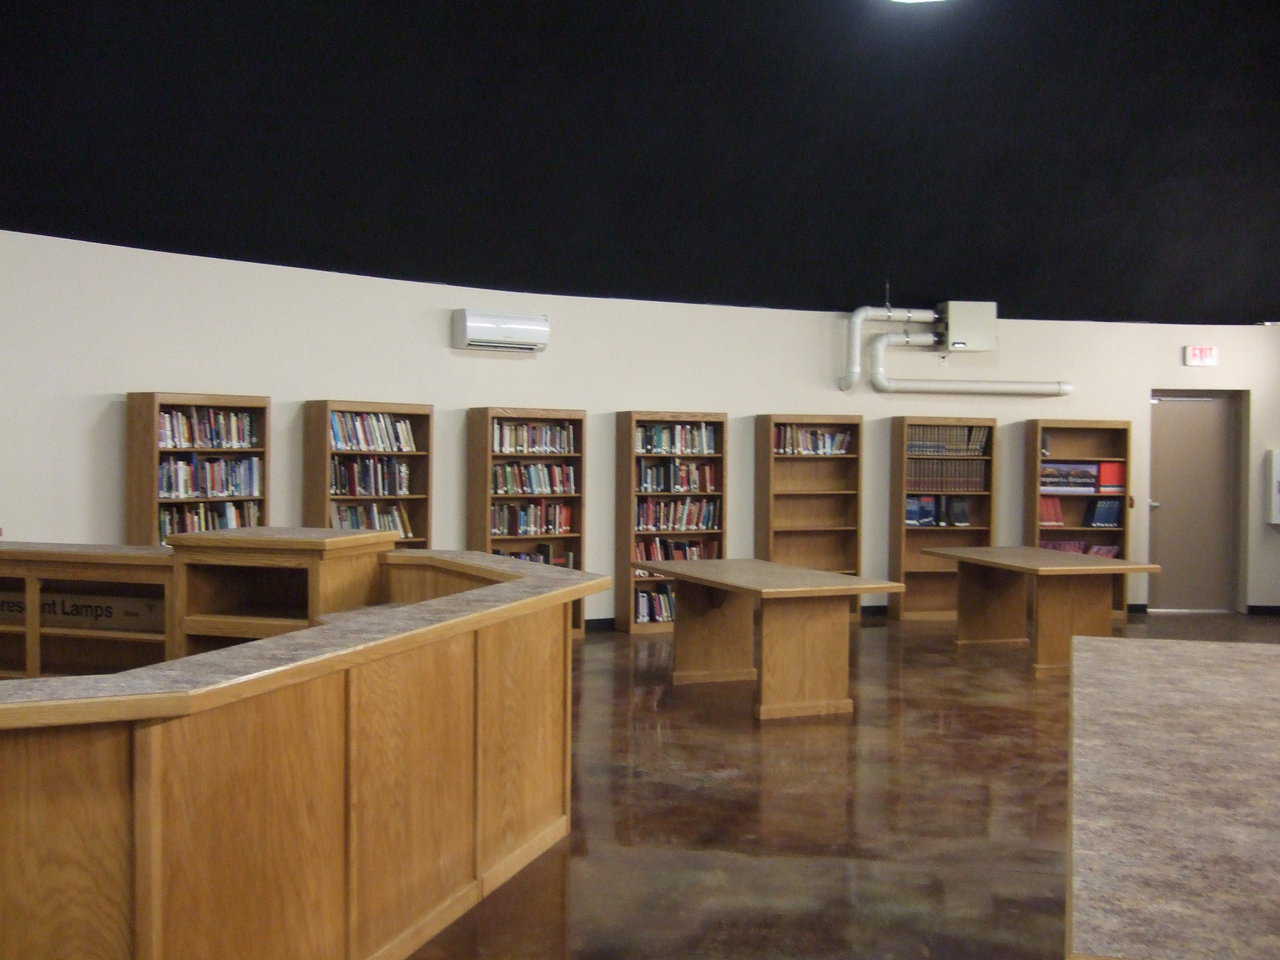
[414,612,1279,959]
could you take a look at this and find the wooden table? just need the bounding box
[632,559,904,720]
[921,546,1160,671]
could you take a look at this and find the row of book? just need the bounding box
[1040,540,1121,558]
[492,421,577,454]
[633,537,721,563]
[635,585,675,623]
[329,502,414,536]
[1039,496,1124,527]
[330,411,417,452]
[1040,461,1125,494]
[905,424,990,456]
[634,423,718,455]
[635,497,719,532]
[159,500,262,537]
[905,458,987,492]
[492,545,576,568]
[491,462,577,495]
[158,456,262,499]
[490,502,575,537]
[638,460,719,493]
[905,495,971,527]
[329,456,411,497]
[772,426,854,455]
[158,407,258,449]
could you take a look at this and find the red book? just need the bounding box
[1098,462,1126,492]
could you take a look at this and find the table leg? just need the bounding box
[756,595,852,721]
[671,581,756,686]
[1031,574,1114,672]
[955,562,1028,645]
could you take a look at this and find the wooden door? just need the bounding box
[1148,394,1240,611]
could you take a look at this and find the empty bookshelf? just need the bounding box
[889,416,998,619]
[126,392,270,545]
[303,400,433,546]
[617,410,727,633]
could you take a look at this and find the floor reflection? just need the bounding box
[412,612,1278,959]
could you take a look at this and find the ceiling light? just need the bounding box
[890,0,946,4]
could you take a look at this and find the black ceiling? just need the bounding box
[4,2,1279,323]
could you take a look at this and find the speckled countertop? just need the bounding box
[0,550,608,707]
[1071,635,1280,960]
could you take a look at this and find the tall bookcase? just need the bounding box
[126,392,270,545]
[1025,418,1132,612]
[755,415,861,575]
[889,416,998,619]
[616,410,727,634]
[303,400,433,547]
[467,406,586,630]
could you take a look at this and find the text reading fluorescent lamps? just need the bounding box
[452,309,551,353]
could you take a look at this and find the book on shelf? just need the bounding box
[1083,498,1123,528]
[329,411,417,452]
[635,423,718,455]
[638,459,718,493]
[330,456,411,496]
[1098,461,1126,493]
[159,456,262,499]
[1086,544,1120,558]
[906,458,986,492]
[160,500,262,538]
[492,544,575,568]
[946,497,971,526]
[772,425,853,455]
[1040,539,1088,553]
[159,407,258,449]
[635,583,675,623]
[329,501,413,536]
[1040,462,1099,494]
[1039,496,1065,526]
[489,502,575,537]
[905,424,989,456]
[633,537,721,563]
[492,420,577,454]
[491,462,576,495]
[635,497,719,532]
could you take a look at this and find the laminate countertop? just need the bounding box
[1070,635,1280,960]
[0,550,608,712]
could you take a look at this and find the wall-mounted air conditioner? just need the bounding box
[451,309,550,353]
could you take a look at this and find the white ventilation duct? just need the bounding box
[838,303,1073,397]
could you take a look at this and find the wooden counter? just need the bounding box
[0,540,610,960]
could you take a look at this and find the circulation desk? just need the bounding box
[633,559,903,720]
[920,545,1160,671]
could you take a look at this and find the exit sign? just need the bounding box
[1183,345,1219,366]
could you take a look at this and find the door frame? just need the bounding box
[1148,389,1248,612]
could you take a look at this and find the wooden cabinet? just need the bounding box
[126,392,270,545]
[1025,418,1132,612]
[755,414,861,576]
[616,410,727,633]
[167,527,399,656]
[889,416,998,619]
[303,400,433,547]
[466,406,586,631]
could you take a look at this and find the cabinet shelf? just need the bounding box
[39,626,166,644]
[773,489,859,496]
[489,492,581,499]
[157,495,265,504]
[159,447,266,455]
[634,529,722,536]
[182,613,311,639]
[774,525,858,533]
[489,533,581,541]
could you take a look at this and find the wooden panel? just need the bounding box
[901,571,958,615]
[955,563,1029,644]
[384,566,495,603]
[144,674,347,960]
[757,595,851,720]
[312,549,384,614]
[766,530,857,571]
[350,633,477,958]
[0,723,133,960]
[1031,575,1114,671]
[772,457,859,492]
[671,581,757,684]
[476,605,568,881]
[772,493,857,527]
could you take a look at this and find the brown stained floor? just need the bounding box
[413,612,1279,960]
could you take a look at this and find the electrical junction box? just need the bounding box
[940,301,998,352]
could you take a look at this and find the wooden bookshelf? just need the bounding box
[467,406,586,630]
[617,410,727,633]
[303,400,433,547]
[755,414,862,585]
[126,392,270,545]
[889,416,998,620]
[1025,419,1132,613]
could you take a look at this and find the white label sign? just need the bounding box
[1183,345,1219,367]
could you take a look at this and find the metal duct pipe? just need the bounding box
[868,332,1073,396]
[837,305,939,391]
